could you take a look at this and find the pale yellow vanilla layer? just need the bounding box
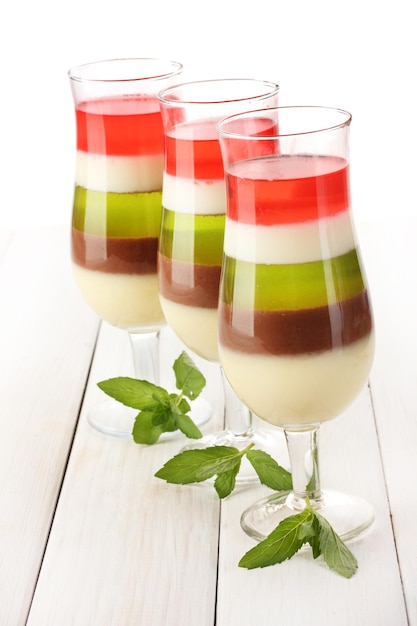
[219,332,375,427]
[73,264,165,330]
[159,295,219,362]
[75,151,164,193]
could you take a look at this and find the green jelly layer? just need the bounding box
[221,248,366,311]
[72,186,162,238]
[159,209,225,266]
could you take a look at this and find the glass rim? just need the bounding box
[217,105,352,139]
[158,78,279,106]
[67,57,183,84]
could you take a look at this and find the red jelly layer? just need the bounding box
[76,96,164,156]
[226,155,350,225]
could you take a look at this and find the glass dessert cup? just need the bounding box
[68,58,211,438]
[217,105,375,538]
[157,79,286,481]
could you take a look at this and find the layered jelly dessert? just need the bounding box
[71,96,166,330]
[219,154,375,426]
[158,120,225,361]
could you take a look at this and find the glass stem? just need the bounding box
[221,367,254,436]
[285,426,324,511]
[128,330,160,386]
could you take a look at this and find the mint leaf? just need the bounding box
[154,442,294,499]
[97,377,169,410]
[170,393,191,415]
[155,445,249,486]
[132,408,177,444]
[246,449,292,491]
[173,351,206,400]
[213,463,241,498]
[306,517,321,559]
[239,508,315,569]
[313,511,358,578]
[175,412,204,440]
[239,499,358,578]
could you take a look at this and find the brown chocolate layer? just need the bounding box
[72,228,157,274]
[219,291,372,355]
[158,253,221,309]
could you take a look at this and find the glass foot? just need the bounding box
[181,428,288,485]
[86,396,213,440]
[241,489,375,541]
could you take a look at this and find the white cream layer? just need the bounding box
[73,264,165,330]
[75,151,164,193]
[162,172,226,215]
[223,209,356,265]
[159,295,219,362]
[219,332,375,426]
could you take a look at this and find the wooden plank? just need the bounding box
[0,227,99,625]
[359,218,417,625]
[0,229,13,262]
[27,323,224,625]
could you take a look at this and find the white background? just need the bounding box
[1,0,415,228]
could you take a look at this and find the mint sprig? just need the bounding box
[155,444,292,498]
[156,445,358,577]
[239,499,358,578]
[97,351,206,444]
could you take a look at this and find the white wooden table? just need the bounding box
[0,221,415,626]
